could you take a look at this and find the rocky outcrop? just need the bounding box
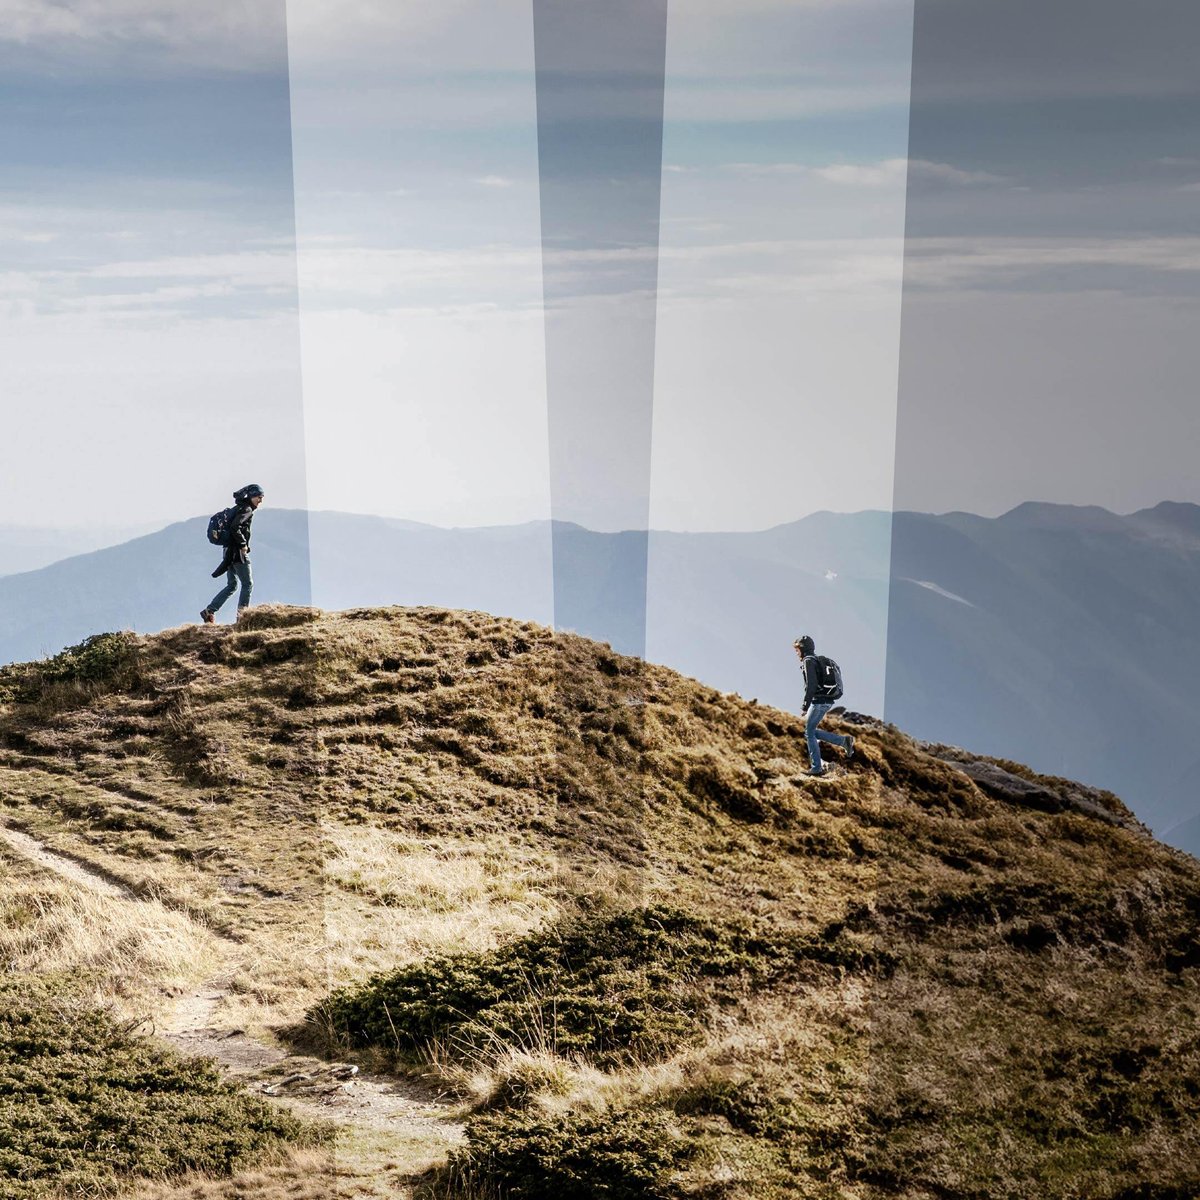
[926,745,1145,833]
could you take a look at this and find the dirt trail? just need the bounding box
[3,821,465,1175]
[158,973,463,1138]
[0,822,133,900]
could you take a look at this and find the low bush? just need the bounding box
[315,905,862,1070]
[0,632,141,707]
[431,1105,688,1200]
[0,980,322,1198]
[36,632,139,687]
[675,1076,809,1143]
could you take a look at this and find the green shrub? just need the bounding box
[675,1076,809,1143]
[0,981,322,1198]
[36,632,139,686]
[432,1105,688,1200]
[316,905,850,1070]
[0,632,141,706]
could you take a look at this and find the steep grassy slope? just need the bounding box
[0,606,1197,1199]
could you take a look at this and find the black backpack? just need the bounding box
[813,655,843,701]
[206,507,235,546]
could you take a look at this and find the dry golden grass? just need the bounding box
[93,1149,338,1200]
[0,844,221,1011]
[322,825,558,988]
[104,1133,452,1200]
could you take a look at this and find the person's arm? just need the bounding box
[802,657,817,712]
[229,507,251,559]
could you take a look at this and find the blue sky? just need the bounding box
[0,0,917,531]
[0,2,304,529]
[4,0,1193,533]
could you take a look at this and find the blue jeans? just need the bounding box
[805,702,848,771]
[208,560,253,615]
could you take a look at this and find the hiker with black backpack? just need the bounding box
[200,484,264,624]
[794,635,855,777]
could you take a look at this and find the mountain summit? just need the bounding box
[0,605,1196,1198]
[4,504,1200,855]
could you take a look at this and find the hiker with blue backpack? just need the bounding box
[794,635,855,777]
[201,485,264,624]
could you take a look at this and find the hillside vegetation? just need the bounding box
[0,605,1197,1199]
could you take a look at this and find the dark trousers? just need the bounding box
[207,560,253,614]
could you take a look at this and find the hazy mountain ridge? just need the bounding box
[887,500,1200,855]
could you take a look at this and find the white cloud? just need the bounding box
[812,158,906,186]
[715,158,1007,189]
[475,175,515,189]
[723,162,809,177]
[907,159,1009,187]
[0,0,530,78]
[902,236,1200,292]
[811,158,1008,188]
[665,80,911,123]
[0,240,297,321]
[285,234,914,319]
[288,0,535,71]
[0,0,285,69]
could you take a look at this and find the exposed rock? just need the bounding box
[926,746,1140,831]
[833,709,888,728]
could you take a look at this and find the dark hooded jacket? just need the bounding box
[801,655,823,710]
[211,498,256,577]
[227,503,254,553]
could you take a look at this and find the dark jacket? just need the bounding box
[211,503,255,577]
[802,655,822,710]
[227,503,255,552]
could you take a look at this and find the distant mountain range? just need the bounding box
[0,522,166,576]
[887,500,1200,860]
[0,502,1195,857]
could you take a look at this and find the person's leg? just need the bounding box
[805,703,832,771]
[813,708,854,766]
[207,569,237,614]
[815,723,848,749]
[234,559,253,613]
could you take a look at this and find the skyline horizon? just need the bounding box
[2,494,1197,591]
[5,492,1200,542]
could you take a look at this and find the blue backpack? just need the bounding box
[206,507,235,546]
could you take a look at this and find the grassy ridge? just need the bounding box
[0,606,1197,1198]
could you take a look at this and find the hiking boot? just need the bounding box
[806,766,825,778]
[200,609,215,624]
[844,734,856,761]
